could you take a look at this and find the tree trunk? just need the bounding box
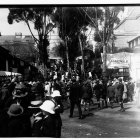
[102,8,107,80]
[102,44,107,78]
[38,39,48,79]
[65,37,70,73]
[78,34,85,80]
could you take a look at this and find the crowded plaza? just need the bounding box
[0,70,136,137]
[0,6,140,138]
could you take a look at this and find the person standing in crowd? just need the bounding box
[113,79,119,103]
[39,100,59,137]
[69,77,84,119]
[0,80,11,109]
[0,103,32,137]
[31,80,44,101]
[101,79,108,108]
[93,79,103,109]
[0,76,18,109]
[44,81,52,98]
[52,78,62,95]
[4,83,30,110]
[107,80,115,108]
[51,90,63,138]
[117,77,125,112]
[122,79,128,103]
[127,79,135,102]
[81,78,93,114]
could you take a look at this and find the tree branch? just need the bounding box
[25,20,39,45]
[81,7,103,44]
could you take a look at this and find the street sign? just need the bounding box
[106,52,132,69]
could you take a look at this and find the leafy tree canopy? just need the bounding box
[8,8,56,65]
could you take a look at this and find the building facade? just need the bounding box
[114,7,140,81]
[0,33,40,81]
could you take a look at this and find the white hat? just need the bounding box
[40,100,55,114]
[51,90,61,97]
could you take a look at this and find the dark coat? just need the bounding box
[113,83,119,96]
[4,95,31,110]
[0,109,32,137]
[107,85,115,98]
[127,82,135,95]
[0,109,10,137]
[0,86,11,109]
[81,82,93,100]
[31,82,44,100]
[53,96,63,137]
[69,82,82,102]
[53,82,62,94]
[7,115,32,137]
[93,83,103,98]
[117,83,124,96]
[40,114,58,137]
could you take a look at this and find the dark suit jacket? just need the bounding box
[41,114,58,137]
[69,82,82,102]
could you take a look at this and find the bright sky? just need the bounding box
[0,7,129,36]
[0,7,130,35]
[0,8,37,36]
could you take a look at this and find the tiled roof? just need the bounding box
[0,35,34,43]
[0,35,36,62]
[0,35,16,42]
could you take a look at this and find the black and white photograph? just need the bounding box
[0,1,140,138]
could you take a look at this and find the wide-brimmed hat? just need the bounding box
[40,100,55,114]
[51,90,61,97]
[7,104,24,116]
[28,100,43,109]
[12,84,28,98]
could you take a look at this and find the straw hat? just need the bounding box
[40,100,55,114]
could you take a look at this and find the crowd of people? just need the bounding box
[0,72,135,137]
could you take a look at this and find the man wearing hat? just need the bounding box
[51,90,63,137]
[38,100,59,137]
[0,103,32,137]
[4,83,31,111]
[107,80,115,108]
[93,79,103,109]
[69,77,83,119]
[117,77,125,112]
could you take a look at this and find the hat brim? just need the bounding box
[7,106,24,116]
[40,105,55,114]
[30,100,43,107]
[51,94,61,97]
[12,91,28,98]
